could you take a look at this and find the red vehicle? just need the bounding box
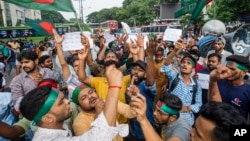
[100,20,118,34]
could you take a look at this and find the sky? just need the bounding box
[60,0,124,21]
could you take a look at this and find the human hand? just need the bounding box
[106,67,123,86]
[80,34,90,48]
[136,33,144,47]
[98,28,104,37]
[78,47,89,60]
[128,39,138,55]
[174,39,185,52]
[127,76,140,97]
[145,37,157,58]
[94,98,105,118]
[52,29,64,45]
[210,65,233,81]
[130,93,147,123]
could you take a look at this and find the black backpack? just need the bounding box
[168,73,198,104]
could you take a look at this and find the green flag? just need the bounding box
[190,0,212,20]
[3,0,75,12]
[25,18,54,36]
[174,2,197,18]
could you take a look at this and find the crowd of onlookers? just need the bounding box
[0,27,249,141]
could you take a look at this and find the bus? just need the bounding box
[141,24,168,33]
[141,23,182,34]
[100,20,118,34]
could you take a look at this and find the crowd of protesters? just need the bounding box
[0,27,249,141]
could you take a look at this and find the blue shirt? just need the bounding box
[218,79,250,119]
[160,64,202,126]
[127,80,156,139]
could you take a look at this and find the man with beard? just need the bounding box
[19,65,128,141]
[124,59,157,141]
[9,50,54,115]
[205,37,232,66]
[38,55,66,92]
[197,53,221,104]
[208,54,250,120]
[78,35,131,124]
[72,84,136,141]
[124,36,157,141]
[153,47,168,105]
[160,40,202,126]
[129,92,191,141]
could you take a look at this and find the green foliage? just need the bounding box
[41,11,68,23]
[211,0,250,22]
[86,0,160,26]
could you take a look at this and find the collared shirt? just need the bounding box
[9,67,54,110]
[127,80,157,139]
[65,73,83,100]
[160,64,202,126]
[32,112,128,141]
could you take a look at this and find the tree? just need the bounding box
[41,11,68,23]
[212,0,250,22]
[86,0,160,26]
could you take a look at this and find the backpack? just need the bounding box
[168,73,198,104]
[0,45,5,60]
[3,47,9,58]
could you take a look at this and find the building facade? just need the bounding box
[0,1,41,27]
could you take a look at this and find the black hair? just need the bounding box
[17,50,38,62]
[39,46,45,51]
[189,49,201,58]
[38,55,50,65]
[198,101,247,141]
[207,53,222,62]
[159,93,183,117]
[19,85,52,121]
[190,45,199,50]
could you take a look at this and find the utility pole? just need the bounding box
[79,0,83,24]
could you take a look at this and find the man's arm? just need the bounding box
[0,121,25,139]
[145,38,157,86]
[130,93,162,141]
[78,35,91,85]
[207,65,228,102]
[97,38,107,62]
[52,29,70,80]
[137,33,145,61]
[164,40,184,66]
[104,66,123,126]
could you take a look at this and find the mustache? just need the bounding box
[104,60,118,67]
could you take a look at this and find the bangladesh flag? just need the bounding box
[190,0,212,20]
[3,0,75,12]
[25,18,54,36]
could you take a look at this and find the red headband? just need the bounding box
[38,81,58,89]
[156,51,163,56]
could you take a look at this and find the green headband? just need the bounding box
[72,84,90,105]
[226,61,248,71]
[156,101,179,115]
[182,56,195,67]
[33,89,59,124]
